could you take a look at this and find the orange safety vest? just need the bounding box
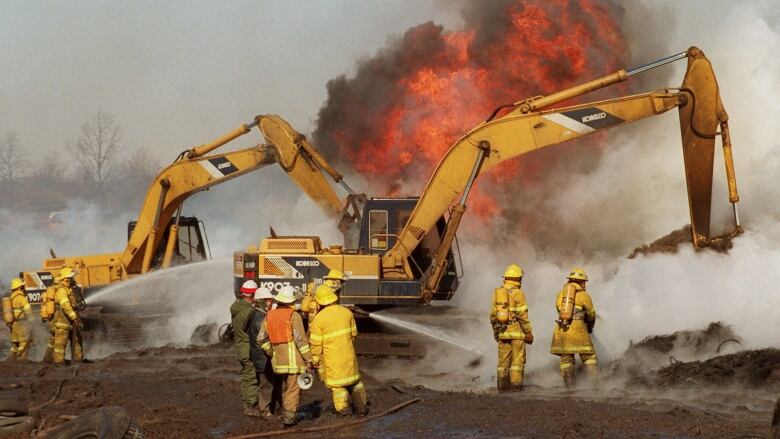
[267,307,294,344]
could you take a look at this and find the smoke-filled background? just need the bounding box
[1,0,779,384]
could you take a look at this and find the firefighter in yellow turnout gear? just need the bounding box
[40,283,57,363]
[50,267,84,365]
[490,264,534,391]
[550,268,597,388]
[4,278,33,360]
[309,284,368,416]
[257,286,313,426]
[300,281,319,321]
[323,269,345,292]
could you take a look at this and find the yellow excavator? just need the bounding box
[236,46,742,309]
[19,114,364,305]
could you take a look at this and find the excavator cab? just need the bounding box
[358,197,459,299]
[127,216,211,269]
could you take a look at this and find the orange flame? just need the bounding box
[317,0,627,219]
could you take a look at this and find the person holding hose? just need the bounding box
[309,284,368,416]
[550,268,597,388]
[51,267,83,366]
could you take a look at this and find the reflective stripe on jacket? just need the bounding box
[257,308,312,374]
[54,284,78,321]
[490,281,533,340]
[309,304,360,387]
[550,283,597,354]
[11,290,32,320]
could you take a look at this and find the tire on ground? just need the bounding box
[0,398,28,416]
[44,405,145,439]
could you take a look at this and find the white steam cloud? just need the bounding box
[446,0,780,385]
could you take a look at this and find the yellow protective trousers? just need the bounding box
[331,380,367,415]
[51,310,83,364]
[43,331,55,364]
[10,321,31,360]
[558,352,598,387]
[280,374,301,425]
[497,339,526,390]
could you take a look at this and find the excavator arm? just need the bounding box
[117,114,358,278]
[380,47,741,300]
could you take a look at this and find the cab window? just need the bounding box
[369,210,388,250]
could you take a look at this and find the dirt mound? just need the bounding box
[654,348,780,387]
[628,225,733,258]
[620,322,741,372]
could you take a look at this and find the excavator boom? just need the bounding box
[381,47,741,296]
[27,114,358,292]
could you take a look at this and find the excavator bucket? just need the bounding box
[677,47,734,247]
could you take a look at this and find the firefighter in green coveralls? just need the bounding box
[231,280,263,417]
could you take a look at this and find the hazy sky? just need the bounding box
[1,1,462,164]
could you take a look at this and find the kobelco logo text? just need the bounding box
[217,162,232,170]
[295,260,320,267]
[581,112,607,123]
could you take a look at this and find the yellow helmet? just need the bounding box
[567,268,588,281]
[10,278,24,291]
[59,267,76,280]
[314,284,338,306]
[324,269,346,281]
[503,264,524,279]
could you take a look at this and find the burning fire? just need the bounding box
[315,0,627,219]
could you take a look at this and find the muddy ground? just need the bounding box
[0,337,778,438]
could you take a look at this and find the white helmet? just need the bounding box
[253,286,274,301]
[240,280,258,297]
[274,285,297,304]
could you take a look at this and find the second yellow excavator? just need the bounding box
[18,114,364,305]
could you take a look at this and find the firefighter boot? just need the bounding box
[15,340,30,360]
[350,381,368,416]
[243,403,262,418]
[584,364,598,385]
[496,369,511,393]
[332,387,351,415]
[509,366,525,391]
[281,410,297,427]
[560,362,576,389]
[43,343,54,364]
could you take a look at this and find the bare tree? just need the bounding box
[68,109,122,189]
[32,155,68,183]
[120,147,160,181]
[0,132,27,182]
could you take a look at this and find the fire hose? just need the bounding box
[226,397,422,439]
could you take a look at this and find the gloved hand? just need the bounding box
[524,332,534,344]
[75,318,84,330]
[586,320,595,334]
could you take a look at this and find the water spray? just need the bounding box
[368,310,484,359]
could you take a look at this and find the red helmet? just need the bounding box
[240,280,258,297]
